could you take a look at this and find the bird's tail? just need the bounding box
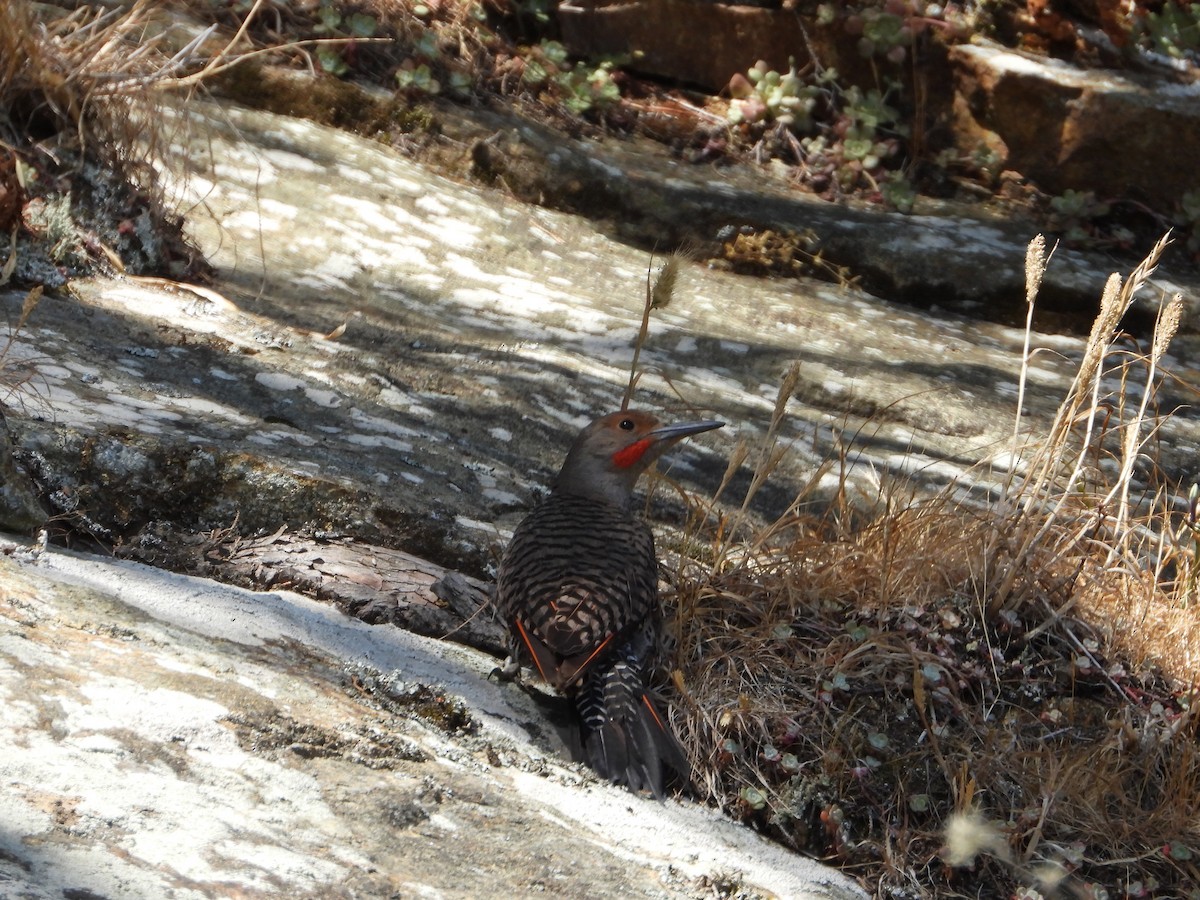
[577,658,689,798]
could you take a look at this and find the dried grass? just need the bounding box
[671,236,1200,898]
[3,1,196,160]
[0,0,264,291]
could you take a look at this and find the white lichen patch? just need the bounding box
[303,387,343,409]
[415,194,450,216]
[248,428,318,448]
[454,515,497,532]
[256,372,307,392]
[483,487,522,506]
[346,433,413,453]
[349,407,421,437]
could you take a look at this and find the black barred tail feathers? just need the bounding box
[577,652,689,798]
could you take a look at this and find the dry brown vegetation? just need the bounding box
[0,0,310,284]
[667,236,1200,899]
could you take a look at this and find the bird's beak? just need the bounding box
[645,420,725,444]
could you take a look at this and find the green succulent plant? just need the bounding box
[728,59,821,130]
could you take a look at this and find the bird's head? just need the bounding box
[552,410,724,508]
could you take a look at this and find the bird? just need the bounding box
[496,410,724,797]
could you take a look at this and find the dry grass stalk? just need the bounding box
[988,232,1174,615]
[0,285,46,411]
[1,227,18,287]
[1013,233,1050,446]
[623,253,682,411]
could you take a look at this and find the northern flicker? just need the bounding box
[496,410,723,796]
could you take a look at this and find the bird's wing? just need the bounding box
[497,498,659,688]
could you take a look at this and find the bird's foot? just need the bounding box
[490,656,521,683]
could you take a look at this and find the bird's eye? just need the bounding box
[619,418,635,431]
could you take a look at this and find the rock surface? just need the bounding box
[215,61,1200,328]
[0,537,865,899]
[432,99,1145,321]
[2,91,1199,899]
[0,409,44,533]
[558,0,892,92]
[559,1,1200,248]
[3,98,1197,577]
[951,42,1200,210]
